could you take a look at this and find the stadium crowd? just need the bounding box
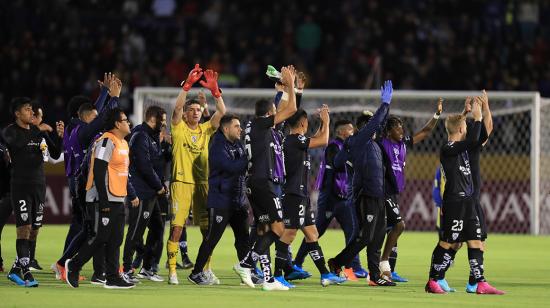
[1,0,550,126]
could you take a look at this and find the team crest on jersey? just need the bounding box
[216,215,223,223]
[367,215,373,222]
[102,217,110,226]
[325,211,332,219]
[393,208,399,214]
[36,215,43,222]
[21,213,28,221]
[299,218,305,226]
[191,135,198,143]
[452,233,459,241]
[143,211,150,219]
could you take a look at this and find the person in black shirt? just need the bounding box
[433,91,495,293]
[188,114,250,285]
[273,106,347,288]
[425,98,504,295]
[233,66,297,291]
[293,119,366,278]
[3,97,63,287]
[121,106,167,283]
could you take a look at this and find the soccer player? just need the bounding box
[65,108,137,289]
[121,105,168,283]
[60,73,113,258]
[327,80,396,287]
[274,105,347,288]
[3,97,63,287]
[167,64,226,285]
[52,74,121,284]
[433,91,495,293]
[294,119,367,280]
[463,90,493,292]
[378,98,443,282]
[233,66,297,291]
[188,114,251,285]
[425,98,504,295]
[0,102,64,273]
[132,125,174,273]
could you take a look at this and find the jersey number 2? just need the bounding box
[19,200,27,212]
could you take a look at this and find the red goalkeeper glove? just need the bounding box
[199,69,221,98]
[181,64,203,91]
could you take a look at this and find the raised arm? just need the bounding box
[274,66,298,125]
[355,80,393,143]
[172,64,203,126]
[197,90,211,120]
[412,98,443,144]
[295,71,306,109]
[95,72,113,112]
[200,69,225,129]
[442,100,483,157]
[479,90,493,138]
[309,105,330,148]
[79,77,121,146]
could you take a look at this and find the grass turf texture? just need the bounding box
[0,225,549,307]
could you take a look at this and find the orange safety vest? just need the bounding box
[86,131,130,197]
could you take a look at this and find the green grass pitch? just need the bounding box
[0,225,549,307]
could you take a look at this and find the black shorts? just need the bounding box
[11,184,45,229]
[440,197,481,243]
[247,181,283,224]
[474,199,488,240]
[385,194,402,228]
[282,194,315,229]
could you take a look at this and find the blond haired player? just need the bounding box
[167,64,226,285]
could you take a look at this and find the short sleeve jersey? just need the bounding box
[171,120,216,184]
[381,135,413,193]
[283,134,311,197]
[244,116,285,183]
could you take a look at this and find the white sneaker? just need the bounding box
[204,269,220,285]
[262,279,289,291]
[122,271,140,284]
[233,263,254,288]
[168,272,179,285]
[51,263,62,280]
[139,268,164,282]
